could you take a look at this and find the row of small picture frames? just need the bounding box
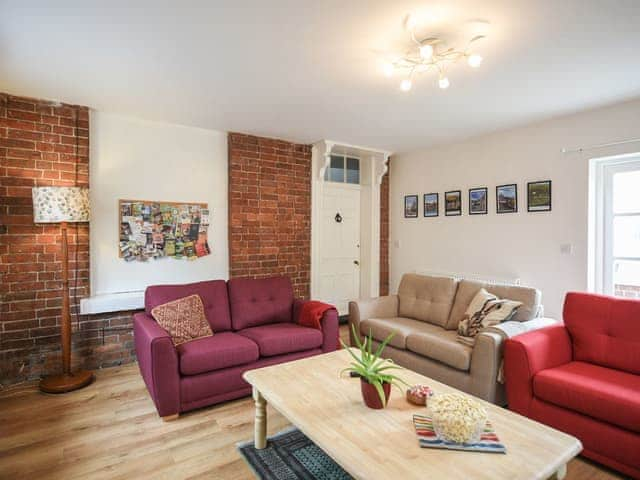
[404,181,552,218]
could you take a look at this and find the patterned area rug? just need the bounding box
[237,427,352,479]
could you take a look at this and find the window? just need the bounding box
[324,155,360,184]
[610,166,640,296]
[592,155,640,297]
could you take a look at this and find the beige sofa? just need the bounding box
[349,273,548,404]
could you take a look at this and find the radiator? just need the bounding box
[413,269,522,287]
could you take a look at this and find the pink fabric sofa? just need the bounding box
[133,276,339,419]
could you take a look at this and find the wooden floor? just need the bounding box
[0,328,627,479]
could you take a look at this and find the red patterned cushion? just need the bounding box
[151,294,213,345]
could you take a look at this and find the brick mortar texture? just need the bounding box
[0,93,137,387]
[380,159,390,296]
[1,101,391,387]
[615,283,640,299]
[228,132,313,298]
[227,132,390,300]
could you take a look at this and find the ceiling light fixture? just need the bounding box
[438,75,450,89]
[388,14,488,91]
[383,62,395,77]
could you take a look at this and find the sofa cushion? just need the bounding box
[177,332,259,376]
[397,274,458,328]
[228,277,294,330]
[151,294,213,346]
[406,325,472,371]
[533,361,640,433]
[446,279,541,330]
[564,292,640,375]
[145,280,232,332]
[457,289,522,346]
[360,317,439,350]
[238,323,323,357]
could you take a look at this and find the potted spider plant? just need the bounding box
[341,325,408,409]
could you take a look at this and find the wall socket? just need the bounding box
[560,243,574,255]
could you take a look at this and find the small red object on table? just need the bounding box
[407,384,434,406]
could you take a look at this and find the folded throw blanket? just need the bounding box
[298,300,337,330]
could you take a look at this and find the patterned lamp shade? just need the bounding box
[32,187,90,223]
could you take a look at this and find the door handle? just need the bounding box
[353,260,360,266]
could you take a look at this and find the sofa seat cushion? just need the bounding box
[360,317,439,350]
[238,323,323,357]
[177,332,259,376]
[533,361,640,433]
[406,325,472,371]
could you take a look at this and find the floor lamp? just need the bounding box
[32,186,94,393]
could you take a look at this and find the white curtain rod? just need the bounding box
[561,138,640,154]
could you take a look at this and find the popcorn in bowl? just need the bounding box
[427,393,487,444]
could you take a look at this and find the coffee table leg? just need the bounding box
[551,464,567,480]
[253,387,267,449]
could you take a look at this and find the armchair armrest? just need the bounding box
[293,299,340,352]
[503,324,572,416]
[468,318,560,404]
[348,295,399,346]
[133,312,180,417]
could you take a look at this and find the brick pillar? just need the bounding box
[1,93,136,387]
[227,132,312,299]
[379,159,390,296]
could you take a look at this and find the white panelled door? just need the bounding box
[318,183,360,315]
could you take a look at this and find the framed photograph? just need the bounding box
[444,190,462,216]
[468,187,488,215]
[404,195,418,218]
[423,193,439,217]
[527,180,552,212]
[496,184,518,214]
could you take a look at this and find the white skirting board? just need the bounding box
[80,291,145,315]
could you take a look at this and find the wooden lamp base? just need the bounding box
[39,370,94,394]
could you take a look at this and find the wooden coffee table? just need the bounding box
[243,349,582,480]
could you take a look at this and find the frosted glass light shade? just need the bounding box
[400,79,412,91]
[467,54,483,68]
[419,44,433,59]
[32,187,90,223]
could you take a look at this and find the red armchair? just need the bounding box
[504,292,640,479]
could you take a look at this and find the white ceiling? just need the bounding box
[1,0,639,153]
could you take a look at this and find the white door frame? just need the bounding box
[588,151,640,294]
[310,140,391,303]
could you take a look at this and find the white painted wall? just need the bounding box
[89,111,228,297]
[390,98,640,319]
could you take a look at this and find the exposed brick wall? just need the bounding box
[0,93,136,387]
[228,132,391,300]
[379,159,390,296]
[228,133,312,299]
[1,99,389,387]
[615,284,640,299]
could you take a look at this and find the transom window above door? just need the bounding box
[324,155,360,184]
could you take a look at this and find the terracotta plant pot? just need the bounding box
[360,378,391,409]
